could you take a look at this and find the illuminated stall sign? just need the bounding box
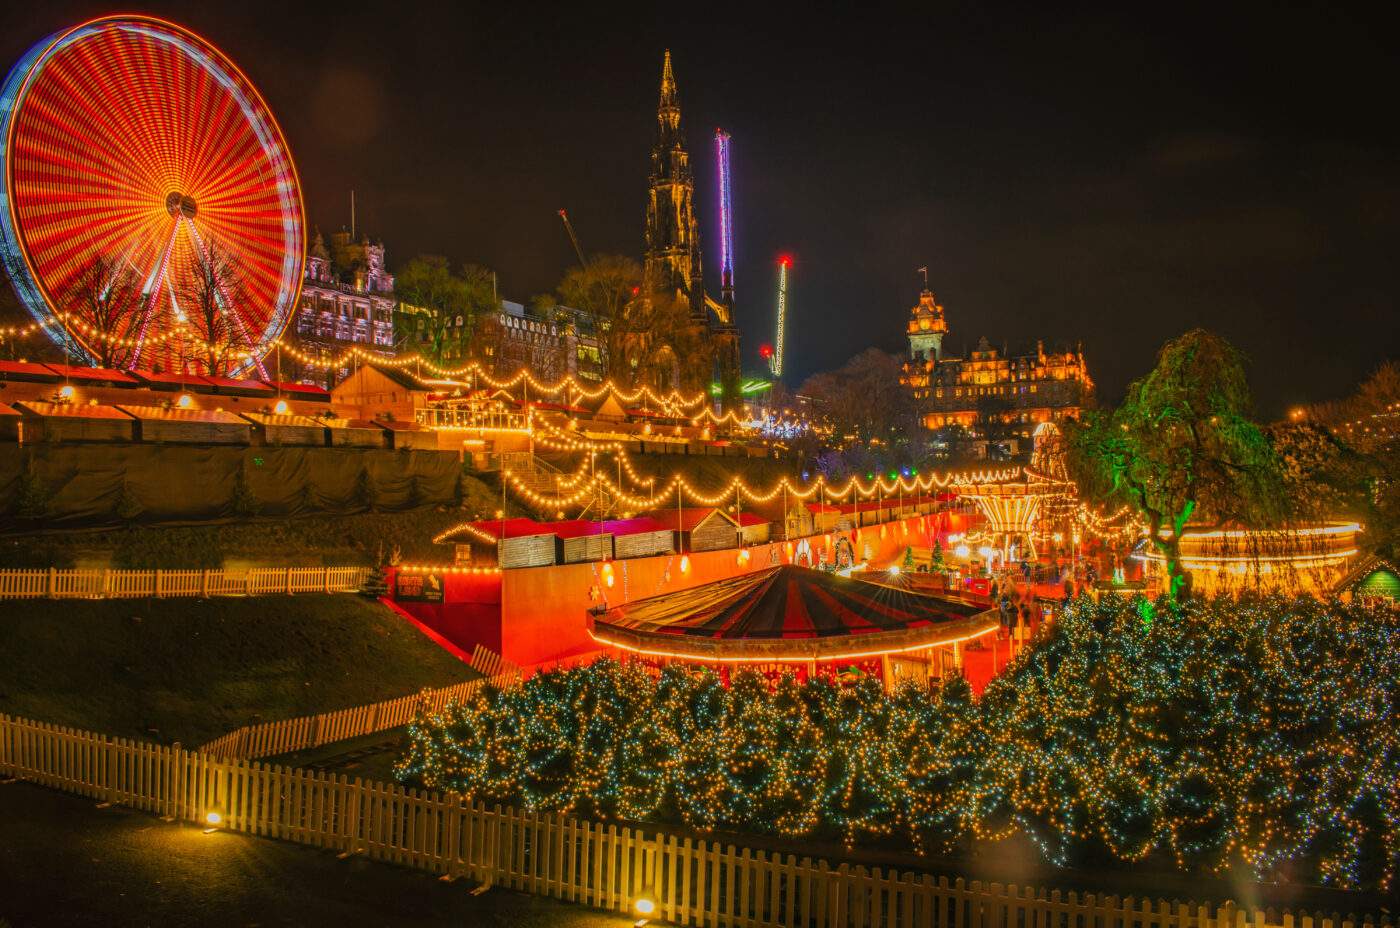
[395,570,444,603]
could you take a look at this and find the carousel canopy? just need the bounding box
[589,565,997,662]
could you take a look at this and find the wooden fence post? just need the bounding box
[102,569,111,599]
[285,568,292,595]
[106,735,118,804]
[169,742,184,820]
[323,567,331,594]
[200,569,209,599]
[154,569,162,599]
[47,567,56,598]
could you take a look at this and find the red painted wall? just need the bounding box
[389,569,503,657]
[390,513,978,672]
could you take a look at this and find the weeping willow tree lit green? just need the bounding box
[1064,330,1284,598]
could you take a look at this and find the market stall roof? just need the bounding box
[454,518,552,542]
[41,364,142,385]
[589,564,997,661]
[646,507,737,533]
[370,418,428,431]
[260,380,331,401]
[116,404,247,423]
[126,370,216,392]
[0,360,59,383]
[14,400,135,419]
[202,376,276,397]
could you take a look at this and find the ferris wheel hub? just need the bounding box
[164,191,198,219]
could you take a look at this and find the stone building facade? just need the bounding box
[406,299,604,384]
[284,230,396,383]
[476,300,602,380]
[900,287,1094,443]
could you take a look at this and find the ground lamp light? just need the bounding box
[176,394,193,408]
[203,810,222,833]
[273,399,288,414]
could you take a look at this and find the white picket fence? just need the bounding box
[0,712,1383,928]
[0,566,369,600]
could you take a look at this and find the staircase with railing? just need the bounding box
[499,451,623,519]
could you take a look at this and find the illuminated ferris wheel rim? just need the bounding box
[0,14,305,373]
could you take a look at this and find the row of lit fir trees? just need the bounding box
[397,594,1400,891]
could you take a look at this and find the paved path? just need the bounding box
[262,729,407,783]
[0,780,633,928]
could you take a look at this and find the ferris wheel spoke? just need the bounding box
[70,42,176,191]
[126,219,182,356]
[183,217,265,358]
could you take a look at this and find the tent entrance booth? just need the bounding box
[587,564,999,689]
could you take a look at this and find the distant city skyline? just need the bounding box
[1,1,1394,416]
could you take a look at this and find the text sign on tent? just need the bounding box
[396,570,444,603]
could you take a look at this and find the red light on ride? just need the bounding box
[760,345,773,358]
[779,255,792,266]
[631,286,640,295]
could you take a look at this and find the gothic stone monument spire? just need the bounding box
[645,50,705,322]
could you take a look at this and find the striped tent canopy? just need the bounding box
[589,565,997,661]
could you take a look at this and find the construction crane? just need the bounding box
[771,256,789,378]
[558,209,587,268]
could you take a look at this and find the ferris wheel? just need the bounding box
[0,16,304,375]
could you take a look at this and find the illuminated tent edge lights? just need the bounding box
[587,622,998,663]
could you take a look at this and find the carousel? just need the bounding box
[587,564,999,687]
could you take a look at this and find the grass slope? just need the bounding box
[0,594,477,746]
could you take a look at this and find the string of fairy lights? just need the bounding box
[396,594,1400,891]
[17,314,1135,545]
[2,319,718,414]
[434,424,1027,542]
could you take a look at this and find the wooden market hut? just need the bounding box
[806,500,843,534]
[446,518,559,569]
[550,520,615,565]
[14,401,135,442]
[126,369,218,397]
[117,405,252,444]
[735,511,772,546]
[0,403,20,441]
[372,418,437,450]
[645,507,741,553]
[238,411,326,446]
[324,417,390,448]
[1336,554,1400,606]
[606,517,676,559]
[42,364,144,390]
[202,375,278,400]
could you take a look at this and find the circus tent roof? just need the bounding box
[588,565,997,661]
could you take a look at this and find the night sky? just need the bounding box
[2,2,1394,417]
